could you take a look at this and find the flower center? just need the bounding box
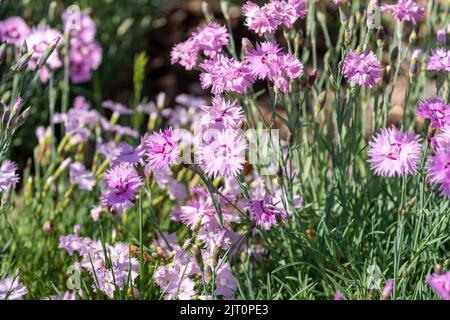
[387,143,402,160]
[161,141,174,155]
[113,178,129,195]
[8,28,19,39]
[214,144,232,158]
[432,108,445,121]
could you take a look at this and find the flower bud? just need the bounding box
[220,0,230,21]
[37,36,61,69]
[437,29,446,45]
[10,50,34,73]
[390,47,399,61]
[43,221,52,236]
[201,1,214,22]
[307,69,317,88]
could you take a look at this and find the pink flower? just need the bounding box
[242,1,279,36]
[342,50,382,88]
[426,272,450,300]
[0,160,20,192]
[200,54,254,94]
[0,275,28,300]
[215,264,238,299]
[426,48,450,72]
[0,16,30,47]
[69,162,95,191]
[192,22,229,58]
[25,26,62,82]
[416,97,450,129]
[381,0,424,24]
[368,127,422,177]
[201,96,244,130]
[102,100,133,115]
[62,11,96,42]
[117,142,144,165]
[69,38,102,83]
[381,279,394,299]
[427,149,450,198]
[143,127,181,170]
[101,163,143,215]
[199,129,247,178]
[242,1,307,36]
[171,38,199,71]
[249,193,287,230]
[334,291,345,300]
[246,41,283,79]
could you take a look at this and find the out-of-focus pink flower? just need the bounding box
[0,160,20,192]
[426,48,450,72]
[0,16,30,47]
[62,11,96,42]
[381,0,424,24]
[426,272,450,300]
[215,264,238,299]
[70,162,95,191]
[0,275,28,300]
[69,38,102,83]
[427,149,450,198]
[25,26,62,82]
[416,97,450,129]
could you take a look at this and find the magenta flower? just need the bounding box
[381,279,394,299]
[201,96,244,130]
[242,1,279,36]
[101,163,143,215]
[172,187,216,229]
[342,50,382,88]
[246,41,283,80]
[102,100,133,115]
[192,22,229,58]
[69,37,102,83]
[170,22,229,70]
[426,272,450,300]
[62,11,96,42]
[199,129,247,178]
[334,291,344,300]
[70,162,95,191]
[117,142,144,165]
[0,275,28,300]
[242,0,307,36]
[215,264,238,299]
[170,38,200,71]
[427,150,450,198]
[200,54,254,94]
[25,26,62,82]
[368,127,422,177]
[426,48,450,72]
[0,16,30,47]
[0,160,20,192]
[143,128,181,170]
[381,0,424,24]
[416,97,450,129]
[248,193,287,230]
